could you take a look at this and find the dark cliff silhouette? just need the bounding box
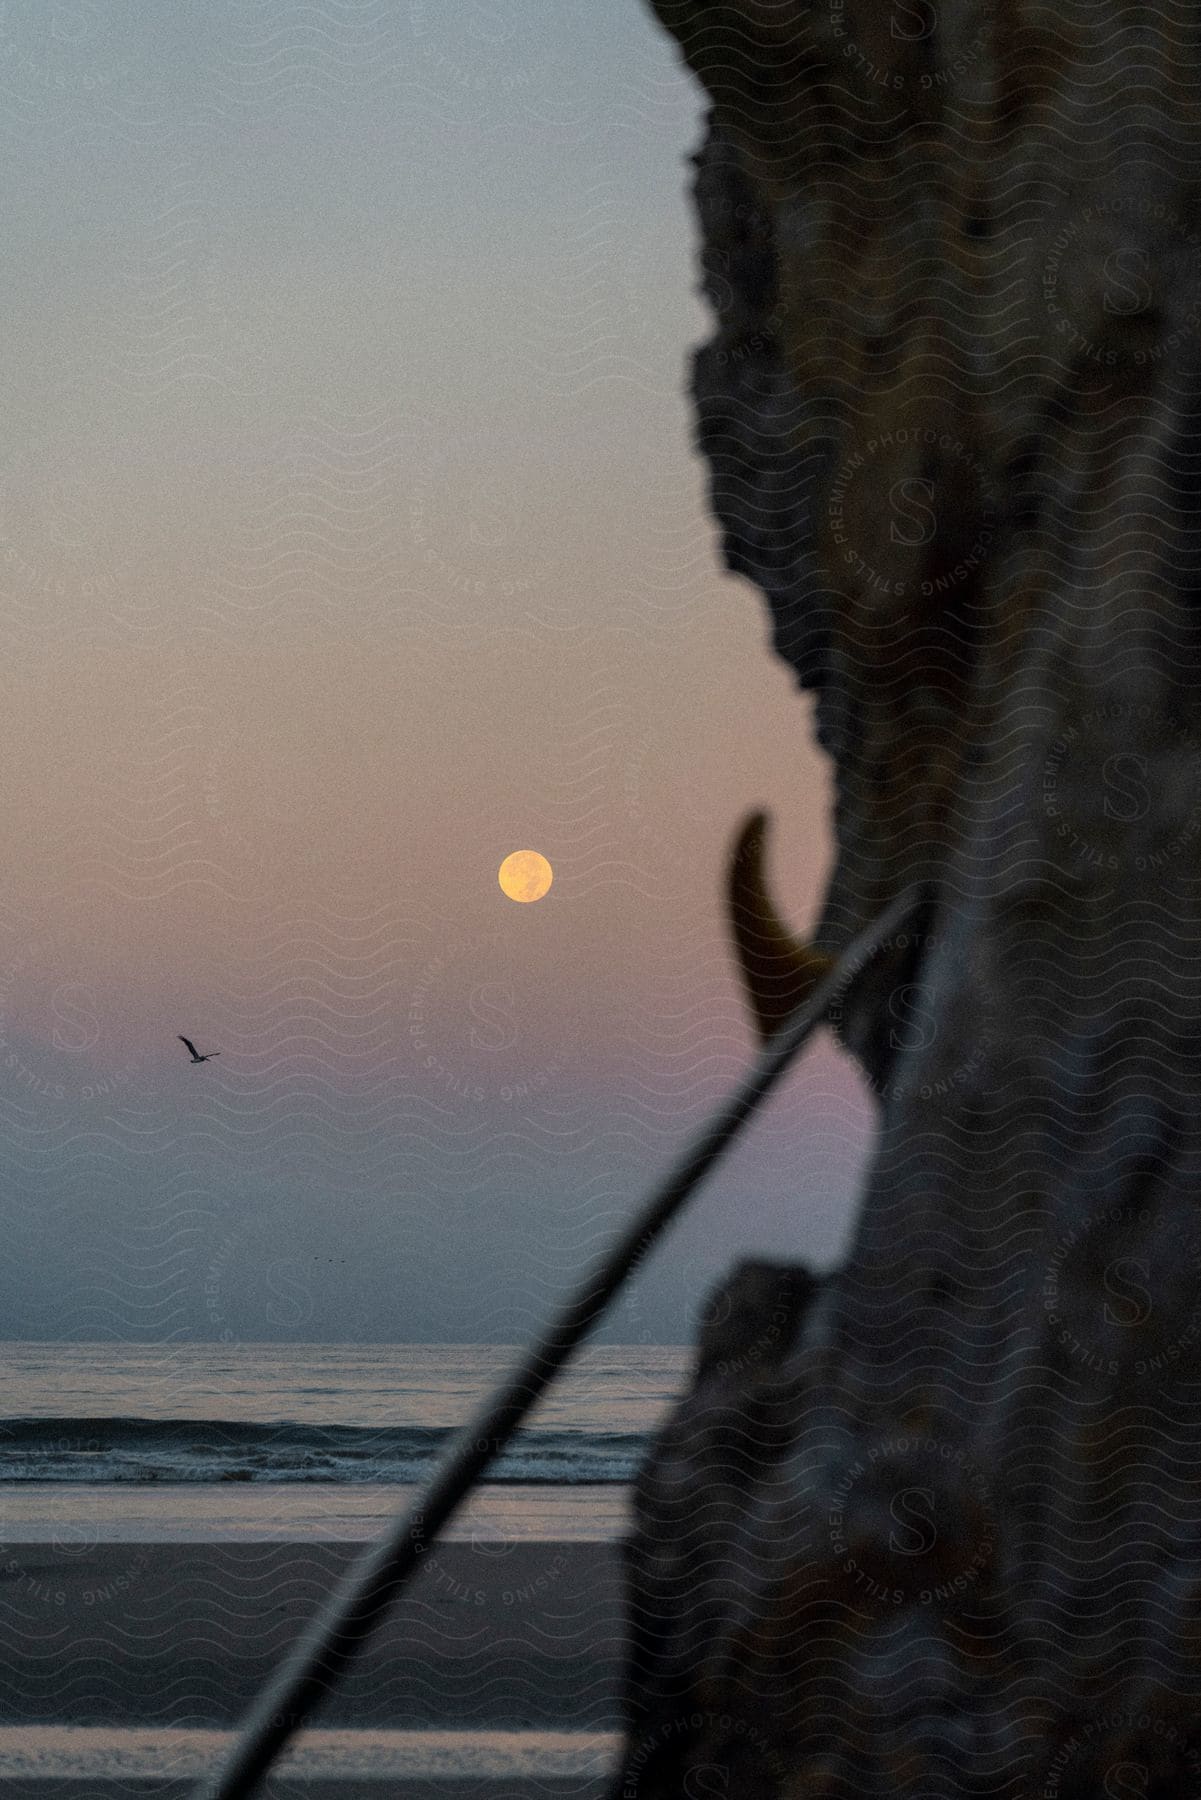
[611,3,1201,1794]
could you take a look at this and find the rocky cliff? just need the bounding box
[613,3,1201,1793]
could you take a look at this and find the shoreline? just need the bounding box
[0,1480,632,1542]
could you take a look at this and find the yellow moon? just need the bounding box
[498,850,553,903]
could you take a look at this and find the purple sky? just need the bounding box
[0,0,874,1341]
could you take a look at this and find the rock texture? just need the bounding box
[614,3,1201,1794]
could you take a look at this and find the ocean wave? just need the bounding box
[0,1417,644,1485]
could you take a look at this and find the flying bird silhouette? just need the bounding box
[178,1035,220,1064]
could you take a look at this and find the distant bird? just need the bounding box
[178,1035,220,1064]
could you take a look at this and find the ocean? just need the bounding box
[0,1341,691,1485]
[0,1344,686,1791]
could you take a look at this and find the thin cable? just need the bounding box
[192,883,926,1800]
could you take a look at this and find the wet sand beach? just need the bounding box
[0,1486,627,1797]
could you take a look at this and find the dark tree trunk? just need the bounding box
[613,4,1201,1794]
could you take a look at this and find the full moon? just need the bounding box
[498,850,553,903]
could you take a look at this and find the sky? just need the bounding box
[0,0,876,1343]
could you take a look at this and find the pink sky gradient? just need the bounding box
[0,0,874,1340]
